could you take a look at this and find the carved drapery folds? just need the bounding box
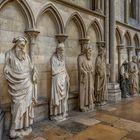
[95,41,108,105]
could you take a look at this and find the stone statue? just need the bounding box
[50,43,69,121]
[77,42,87,91]
[95,44,108,105]
[137,59,140,93]
[120,60,130,98]
[3,37,38,138]
[78,45,95,112]
[128,56,139,95]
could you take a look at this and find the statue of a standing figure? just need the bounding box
[78,45,95,112]
[50,43,69,121]
[137,59,140,93]
[95,43,108,105]
[128,56,139,95]
[120,60,130,98]
[4,37,38,138]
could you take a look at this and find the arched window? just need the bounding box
[129,0,136,19]
[125,0,140,25]
[91,0,104,13]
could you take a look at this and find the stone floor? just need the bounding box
[4,96,140,140]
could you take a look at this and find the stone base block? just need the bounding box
[108,83,121,103]
[0,109,4,140]
[2,93,79,131]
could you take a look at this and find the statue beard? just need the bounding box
[57,53,64,61]
[15,48,25,61]
[86,54,91,60]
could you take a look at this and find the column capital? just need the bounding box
[97,41,106,48]
[55,34,68,43]
[24,29,40,39]
[79,38,89,45]
[117,44,124,50]
[135,47,140,52]
[127,46,133,51]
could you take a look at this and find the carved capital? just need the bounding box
[97,41,105,48]
[55,34,68,43]
[135,47,140,52]
[25,29,40,40]
[117,44,124,51]
[79,38,89,45]
[127,46,133,51]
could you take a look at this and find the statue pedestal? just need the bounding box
[107,83,121,103]
[0,109,4,140]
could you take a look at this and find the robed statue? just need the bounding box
[4,37,38,138]
[78,45,95,112]
[128,56,139,95]
[95,44,108,105]
[50,43,69,121]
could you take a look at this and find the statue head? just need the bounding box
[56,43,65,60]
[80,43,87,54]
[98,46,105,57]
[85,45,92,60]
[12,37,27,60]
[132,56,137,63]
[13,36,27,51]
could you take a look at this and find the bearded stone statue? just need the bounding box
[95,44,108,105]
[3,37,38,138]
[128,56,139,95]
[78,45,95,112]
[50,43,69,121]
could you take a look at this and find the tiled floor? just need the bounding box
[4,96,140,140]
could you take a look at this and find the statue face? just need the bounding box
[17,40,26,51]
[56,48,64,60]
[86,48,92,60]
[15,40,26,60]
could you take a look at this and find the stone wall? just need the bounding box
[62,0,92,9]
[0,0,140,130]
[0,0,104,122]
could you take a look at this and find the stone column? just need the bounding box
[104,0,109,63]
[24,29,40,61]
[117,44,124,71]
[127,46,133,61]
[108,0,121,103]
[109,0,116,82]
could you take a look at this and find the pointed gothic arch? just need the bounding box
[0,0,35,29]
[124,30,132,46]
[65,12,86,38]
[116,27,123,45]
[36,3,64,34]
[133,33,140,47]
[87,18,103,41]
